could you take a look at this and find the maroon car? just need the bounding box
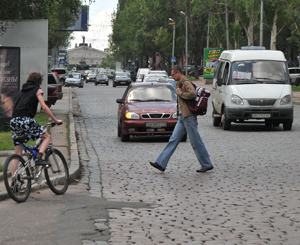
[116,81,178,142]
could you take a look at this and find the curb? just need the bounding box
[0,88,80,201]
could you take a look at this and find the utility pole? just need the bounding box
[207,14,210,48]
[169,18,176,68]
[225,0,230,49]
[180,11,188,77]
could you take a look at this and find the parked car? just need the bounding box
[64,73,84,88]
[95,73,109,86]
[136,68,150,82]
[86,72,97,83]
[48,72,63,100]
[113,72,131,87]
[184,65,203,77]
[116,81,178,142]
[51,68,68,85]
[288,67,300,86]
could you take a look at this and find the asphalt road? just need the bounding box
[0,80,299,245]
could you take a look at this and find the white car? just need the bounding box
[288,67,300,86]
[136,68,150,82]
[65,73,84,88]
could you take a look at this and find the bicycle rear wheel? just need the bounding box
[3,154,31,203]
[44,148,69,195]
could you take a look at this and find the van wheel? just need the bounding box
[295,78,300,86]
[221,112,231,130]
[283,120,293,130]
[212,108,221,127]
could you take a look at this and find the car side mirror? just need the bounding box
[116,98,124,104]
[217,77,223,86]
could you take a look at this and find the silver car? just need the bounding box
[65,73,84,88]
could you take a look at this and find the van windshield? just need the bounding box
[230,61,289,85]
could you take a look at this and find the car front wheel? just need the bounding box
[221,111,231,130]
[212,108,221,127]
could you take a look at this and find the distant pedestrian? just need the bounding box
[150,65,213,173]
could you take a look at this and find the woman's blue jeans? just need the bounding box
[156,115,213,169]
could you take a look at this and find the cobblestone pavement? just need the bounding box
[73,81,300,245]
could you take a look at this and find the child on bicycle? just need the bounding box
[10,72,62,174]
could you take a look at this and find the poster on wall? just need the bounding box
[203,48,224,79]
[0,47,20,119]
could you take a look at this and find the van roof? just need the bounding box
[219,50,286,62]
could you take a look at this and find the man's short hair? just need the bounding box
[172,65,182,74]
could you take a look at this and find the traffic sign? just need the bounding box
[171,57,176,63]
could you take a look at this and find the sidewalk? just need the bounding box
[0,87,80,201]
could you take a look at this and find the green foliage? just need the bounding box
[100,53,117,68]
[112,0,300,68]
[0,0,82,50]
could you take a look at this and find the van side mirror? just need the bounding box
[217,77,223,86]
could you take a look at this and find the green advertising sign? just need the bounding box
[203,48,224,79]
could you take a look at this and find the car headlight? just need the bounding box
[280,94,292,105]
[87,77,90,79]
[231,95,244,105]
[125,112,140,119]
[172,112,177,118]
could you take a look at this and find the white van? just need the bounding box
[212,49,293,130]
[136,68,150,82]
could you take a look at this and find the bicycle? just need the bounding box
[3,121,69,203]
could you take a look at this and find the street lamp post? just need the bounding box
[169,18,176,68]
[180,11,188,77]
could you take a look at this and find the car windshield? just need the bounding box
[230,61,289,84]
[116,73,129,78]
[127,86,176,102]
[97,74,107,78]
[70,74,81,79]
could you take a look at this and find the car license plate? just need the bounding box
[145,122,167,128]
[251,113,271,118]
[120,81,126,84]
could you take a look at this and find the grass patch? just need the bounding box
[0,112,50,151]
[292,85,300,91]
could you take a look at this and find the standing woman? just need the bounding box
[10,72,62,175]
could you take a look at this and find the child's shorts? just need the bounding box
[10,117,46,146]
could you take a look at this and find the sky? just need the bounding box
[69,0,118,51]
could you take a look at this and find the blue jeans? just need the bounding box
[156,115,213,169]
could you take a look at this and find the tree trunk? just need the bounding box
[270,9,279,50]
[247,19,255,46]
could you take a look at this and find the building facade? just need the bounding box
[67,45,106,68]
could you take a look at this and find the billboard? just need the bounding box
[64,5,89,31]
[0,47,20,119]
[204,48,224,79]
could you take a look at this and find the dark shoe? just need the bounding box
[150,162,165,172]
[196,166,214,173]
[35,159,49,167]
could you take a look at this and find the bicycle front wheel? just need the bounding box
[3,154,31,203]
[44,148,69,195]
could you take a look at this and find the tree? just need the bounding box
[0,0,82,50]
